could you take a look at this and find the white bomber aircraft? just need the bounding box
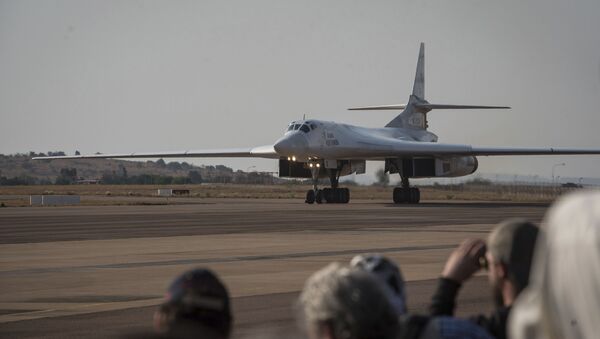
[35,43,600,204]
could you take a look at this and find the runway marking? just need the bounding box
[0,297,164,324]
[0,243,456,276]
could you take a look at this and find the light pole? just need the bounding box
[552,163,565,185]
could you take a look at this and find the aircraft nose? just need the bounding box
[273,133,308,155]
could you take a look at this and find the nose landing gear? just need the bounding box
[305,166,350,204]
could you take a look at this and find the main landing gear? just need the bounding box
[393,176,420,204]
[305,168,350,204]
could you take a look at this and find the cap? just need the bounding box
[160,268,232,337]
[487,218,539,291]
[166,268,230,312]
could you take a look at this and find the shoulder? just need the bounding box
[422,316,493,339]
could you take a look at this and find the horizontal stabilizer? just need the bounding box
[349,103,509,111]
[348,104,406,111]
[417,104,510,110]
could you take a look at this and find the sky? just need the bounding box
[1,0,599,184]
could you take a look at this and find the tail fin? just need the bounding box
[385,42,427,129]
[348,42,510,130]
[412,42,425,99]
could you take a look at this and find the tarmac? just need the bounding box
[0,198,551,338]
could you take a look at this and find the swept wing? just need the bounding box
[345,137,600,160]
[32,145,278,160]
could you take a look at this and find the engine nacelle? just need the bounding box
[385,156,478,178]
[279,158,312,178]
[434,156,478,177]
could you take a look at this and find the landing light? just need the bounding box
[316,163,320,168]
[309,163,313,168]
[292,156,296,162]
[287,157,291,161]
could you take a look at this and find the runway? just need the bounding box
[0,199,550,338]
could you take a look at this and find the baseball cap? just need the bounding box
[487,218,539,291]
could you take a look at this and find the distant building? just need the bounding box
[76,178,100,184]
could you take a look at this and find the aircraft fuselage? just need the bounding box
[273,119,438,161]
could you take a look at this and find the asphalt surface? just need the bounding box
[0,278,491,339]
[0,199,548,244]
[0,198,551,338]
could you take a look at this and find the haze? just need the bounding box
[1,0,599,183]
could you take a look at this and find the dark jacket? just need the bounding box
[429,278,510,339]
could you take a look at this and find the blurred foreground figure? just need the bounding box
[510,191,600,339]
[349,254,490,338]
[154,268,232,339]
[430,219,539,339]
[350,254,407,315]
[298,263,399,339]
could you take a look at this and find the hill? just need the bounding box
[0,152,278,185]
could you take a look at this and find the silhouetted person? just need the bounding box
[153,268,233,339]
[298,262,399,339]
[429,219,539,339]
[350,254,407,316]
[351,254,491,339]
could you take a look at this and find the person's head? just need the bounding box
[510,191,600,339]
[485,218,539,307]
[350,254,407,315]
[298,262,399,339]
[154,268,232,339]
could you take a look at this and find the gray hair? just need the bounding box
[298,263,399,339]
[350,254,407,315]
[509,191,600,339]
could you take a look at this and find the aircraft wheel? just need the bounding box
[409,188,416,204]
[305,190,315,204]
[323,188,333,203]
[335,188,344,203]
[393,187,418,204]
[412,188,421,204]
[342,188,350,203]
[393,187,404,204]
[315,190,323,204]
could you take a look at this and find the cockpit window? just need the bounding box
[300,124,310,133]
[287,125,294,131]
[293,124,301,130]
[310,123,317,130]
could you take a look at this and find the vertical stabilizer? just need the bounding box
[412,42,425,99]
[347,42,509,130]
[384,42,430,129]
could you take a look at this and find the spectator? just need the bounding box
[153,268,233,339]
[349,254,491,339]
[297,262,399,339]
[350,254,407,315]
[429,219,539,339]
[509,191,600,339]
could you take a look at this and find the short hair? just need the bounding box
[350,254,407,315]
[158,268,232,338]
[487,218,539,293]
[298,263,399,339]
